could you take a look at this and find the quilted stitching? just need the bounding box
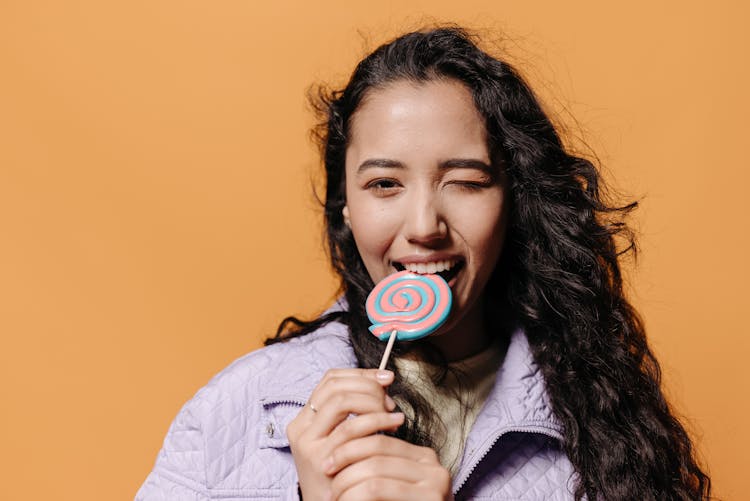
[458,433,576,499]
[136,322,578,500]
[137,468,210,500]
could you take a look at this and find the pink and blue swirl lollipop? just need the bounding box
[366,270,452,369]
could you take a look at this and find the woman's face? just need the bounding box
[343,79,509,357]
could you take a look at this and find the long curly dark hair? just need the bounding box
[268,26,711,500]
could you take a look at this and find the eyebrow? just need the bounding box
[357,158,493,173]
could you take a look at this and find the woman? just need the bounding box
[138,27,711,500]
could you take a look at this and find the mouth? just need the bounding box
[392,258,465,285]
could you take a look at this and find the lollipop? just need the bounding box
[366,270,452,370]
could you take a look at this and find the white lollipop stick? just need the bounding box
[377,330,397,370]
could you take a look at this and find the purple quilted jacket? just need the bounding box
[137,316,579,500]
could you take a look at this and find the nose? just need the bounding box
[403,190,448,246]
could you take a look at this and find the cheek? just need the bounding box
[351,227,389,258]
[349,207,400,260]
[454,194,507,263]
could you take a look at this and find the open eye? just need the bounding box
[365,178,402,196]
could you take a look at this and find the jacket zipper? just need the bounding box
[452,424,563,496]
[261,397,308,408]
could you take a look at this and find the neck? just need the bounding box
[426,300,493,362]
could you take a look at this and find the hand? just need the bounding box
[325,434,453,501]
[287,368,402,501]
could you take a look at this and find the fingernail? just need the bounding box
[376,370,394,382]
[322,456,334,474]
[389,412,405,423]
[385,394,396,411]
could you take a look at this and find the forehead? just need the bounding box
[347,79,488,156]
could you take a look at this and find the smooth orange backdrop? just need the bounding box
[1,1,747,499]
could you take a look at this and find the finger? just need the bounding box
[305,393,398,438]
[294,373,397,445]
[324,412,405,463]
[309,376,394,406]
[316,369,395,390]
[336,477,446,501]
[326,435,440,475]
[331,455,449,497]
[309,375,395,415]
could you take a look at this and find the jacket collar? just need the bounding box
[476,327,563,433]
[451,328,565,494]
[454,328,564,480]
[258,318,355,404]
[257,312,563,451]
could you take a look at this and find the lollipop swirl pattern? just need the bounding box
[366,271,452,341]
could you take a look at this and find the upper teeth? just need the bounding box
[402,260,458,275]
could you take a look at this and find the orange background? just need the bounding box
[1,1,747,499]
